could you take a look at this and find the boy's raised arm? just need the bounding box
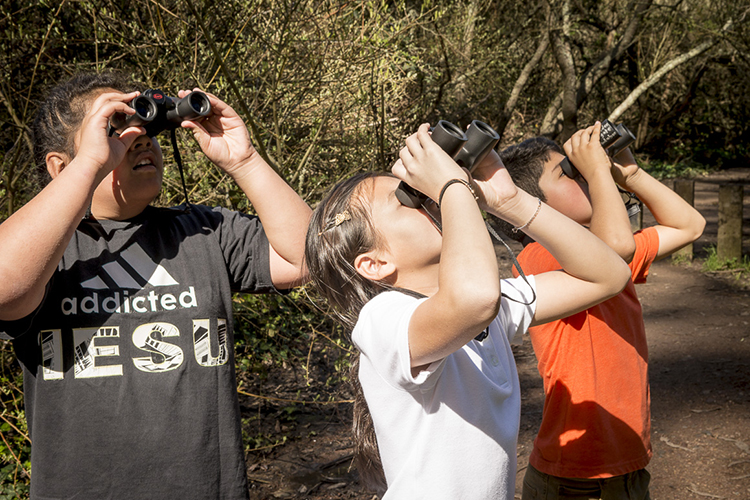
[180,90,312,289]
[611,152,706,260]
[565,122,636,262]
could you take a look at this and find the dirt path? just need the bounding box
[244,170,750,500]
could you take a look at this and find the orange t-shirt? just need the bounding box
[515,227,659,478]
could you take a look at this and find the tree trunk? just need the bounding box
[608,38,720,122]
[540,0,653,137]
[549,0,577,142]
[495,33,549,138]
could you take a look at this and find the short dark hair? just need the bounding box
[31,71,140,186]
[496,137,563,241]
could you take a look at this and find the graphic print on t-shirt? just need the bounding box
[80,242,178,290]
[60,242,198,317]
[38,239,230,381]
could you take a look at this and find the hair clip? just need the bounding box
[319,210,351,235]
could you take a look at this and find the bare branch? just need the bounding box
[540,0,653,136]
[609,18,735,122]
[496,32,549,137]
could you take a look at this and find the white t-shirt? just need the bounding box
[352,276,536,499]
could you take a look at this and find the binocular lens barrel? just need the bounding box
[394,119,500,209]
[109,96,158,130]
[133,96,157,120]
[189,92,210,113]
[173,91,211,121]
[454,120,500,172]
[430,121,468,158]
[608,125,637,157]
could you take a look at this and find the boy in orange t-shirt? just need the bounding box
[498,123,705,500]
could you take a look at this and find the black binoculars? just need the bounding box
[109,89,212,137]
[559,119,636,179]
[395,120,500,208]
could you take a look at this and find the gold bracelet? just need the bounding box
[438,178,478,208]
[512,198,542,233]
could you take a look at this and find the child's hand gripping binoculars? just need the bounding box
[560,119,641,217]
[559,119,636,179]
[395,120,501,208]
[109,89,212,137]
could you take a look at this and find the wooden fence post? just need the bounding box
[673,179,695,261]
[717,183,743,261]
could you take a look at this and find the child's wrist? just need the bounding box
[222,148,263,182]
[511,198,542,233]
[66,156,112,188]
[577,162,613,181]
[438,178,478,207]
[488,190,537,226]
[619,166,645,191]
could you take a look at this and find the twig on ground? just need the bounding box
[660,435,696,452]
[717,436,750,454]
[690,407,722,413]
[237,388,353,405]
[688,484,725,498]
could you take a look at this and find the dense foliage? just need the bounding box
[1,0,748,494]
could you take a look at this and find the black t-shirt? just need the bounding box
[1,205,276,500]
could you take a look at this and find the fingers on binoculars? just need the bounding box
[391,157,406,178]
[92,91,137,114]
[403,131,424,158]
[416,123,434,146]
[590,120,602,142]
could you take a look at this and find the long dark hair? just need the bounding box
[31,71,138,187]
[305,171,390,492]
[305,171,392,330]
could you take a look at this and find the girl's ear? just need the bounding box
[354,251,396,282]
[46,152,69,179]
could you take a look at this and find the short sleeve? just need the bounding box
[630,227,660,284]
[498,275,537,344]
[0,280,51,340]
[210,207,275,293]
[352,291,444,392]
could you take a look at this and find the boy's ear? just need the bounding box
[354,251,396,282]
[46,152,69,179]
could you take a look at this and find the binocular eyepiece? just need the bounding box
[395,120,500,208]
[559,119,636,179]
[110,89,212,137]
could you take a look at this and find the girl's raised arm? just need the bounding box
[474,150,631,327]
[395,124,503,368]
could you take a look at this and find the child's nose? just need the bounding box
[130,134,154,151]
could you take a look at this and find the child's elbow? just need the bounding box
[608,260,631,296]
[613,238,637,264]
[689,214,707,243]
[452,281,502,324]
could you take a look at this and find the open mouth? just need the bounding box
[133,158,156,171]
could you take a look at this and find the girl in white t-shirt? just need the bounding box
[305,123,630,499]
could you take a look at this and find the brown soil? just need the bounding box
[242,169,750,500]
